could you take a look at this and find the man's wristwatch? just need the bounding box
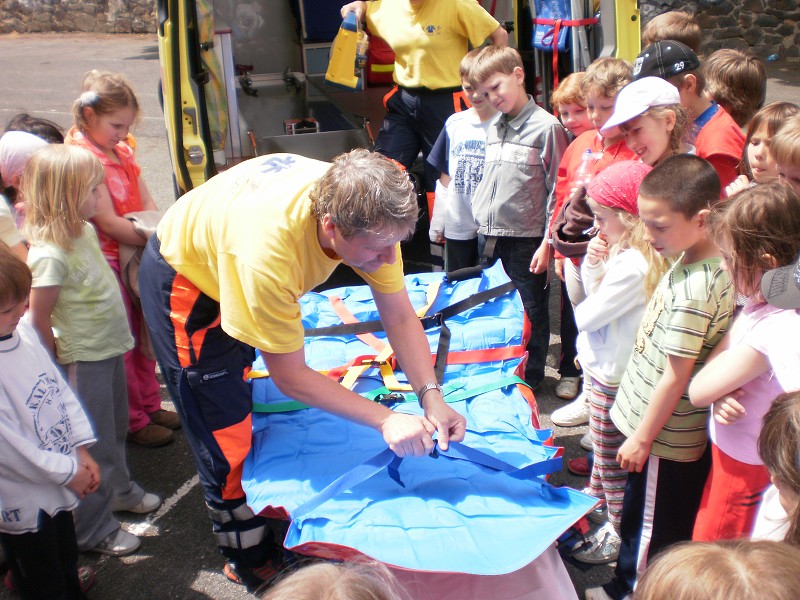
[416,382,443,407]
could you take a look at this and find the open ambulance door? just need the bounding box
[158,0,216,195]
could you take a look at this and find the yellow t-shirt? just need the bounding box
[157,154,405,353]
[367,0,499,89]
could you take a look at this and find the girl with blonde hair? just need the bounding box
[24,144,162,557]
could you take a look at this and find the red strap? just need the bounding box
[532,16,599,112]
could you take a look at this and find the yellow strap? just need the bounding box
[416,280,440,317]
[339,344,396,390]
[379,363,413,391]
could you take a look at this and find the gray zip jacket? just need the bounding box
[472,96,569,238]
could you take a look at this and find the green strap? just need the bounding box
[252,376,526,414]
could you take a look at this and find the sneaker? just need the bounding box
[555,376,581,400]
[585,586,615,600]
[112,492,162,514]
[77,566,95,593]
[580,431,593,451]
[587,501,608,525]
[128,422,174,448]
[92,528,141,557]
[567,454,593,476]
[573,522,621,565]
[551,394,590,427]
[224,557,285,592]
[149,409,182,430]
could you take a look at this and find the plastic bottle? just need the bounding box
[355,29,369,76]
[574,149,594,188]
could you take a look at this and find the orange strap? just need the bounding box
[329,296,387,353]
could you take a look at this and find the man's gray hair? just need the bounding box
[310,149,418,239]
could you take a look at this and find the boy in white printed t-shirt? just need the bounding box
[428,48,499,272]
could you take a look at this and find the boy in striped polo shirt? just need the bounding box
[588,155,734,600]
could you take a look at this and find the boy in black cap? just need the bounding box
[633,40,745,190]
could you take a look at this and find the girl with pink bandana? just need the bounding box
[570,160,669,565]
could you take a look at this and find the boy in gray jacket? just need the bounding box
[470,45,569,388]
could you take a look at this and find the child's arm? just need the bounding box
[137,176,159,212]
[92,183,149,247]
[617,354,697,472]
[429,175,449,244]
[688,343,770,408]
[28,285,61,357]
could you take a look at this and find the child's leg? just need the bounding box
[117,281,163,433]
[557,279,581,383]
[608,447,711,598]
[1,510,85,599]
[69,358,140,550]
[492,237,550,388]
[588,379,627,531]
[692,443,771,541]
[444,237,479,272]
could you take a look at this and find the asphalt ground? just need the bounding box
[0,32,798,599]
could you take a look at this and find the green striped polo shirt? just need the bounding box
[610,257,734,462]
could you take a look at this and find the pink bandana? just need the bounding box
[586,160,652,216]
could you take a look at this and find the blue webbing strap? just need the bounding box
[292,448,400,520]
[291,440,563,521]
[433,441,563,480]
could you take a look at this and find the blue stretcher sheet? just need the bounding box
[242,263,596,575]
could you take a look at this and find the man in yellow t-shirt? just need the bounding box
[139,149,465,590]
[341,0,507,221]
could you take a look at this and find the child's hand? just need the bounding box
[585,235,608,265]
[554,258,565,282]
[617,434,651,473]
[74,446,101,496]
[725,174,751,198]
[712,391,747,425]
[429,229,445,244]
[529,241,550,274]
[67,464,95,499]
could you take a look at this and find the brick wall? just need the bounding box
[641,0,800,60]
[0,0,156,34]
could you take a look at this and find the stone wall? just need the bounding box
[641,0,800,60]
[0,0,156,34]
[1,0,798,60]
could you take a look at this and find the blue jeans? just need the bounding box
[481,235,550,387]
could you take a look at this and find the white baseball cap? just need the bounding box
[599,77,682,135]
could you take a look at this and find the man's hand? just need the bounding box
[379,413,436,457]
[422,399,466,451]
[617,434,652,473]
[340,1,367,20]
